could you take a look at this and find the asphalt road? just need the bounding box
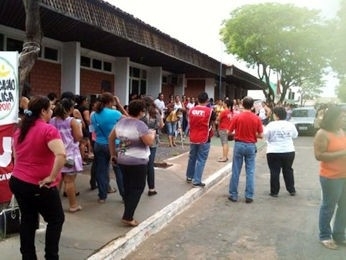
[126,136,346,260]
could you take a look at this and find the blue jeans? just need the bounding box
[319,176,346,241]
[186,142,211,184]
[94,142,110,200]
[229,141,257,200]
[166,121,177,136]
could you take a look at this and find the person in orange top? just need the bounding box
[213,99,224,137]
[314,106,346,249]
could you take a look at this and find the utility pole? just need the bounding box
[219,61,222,100]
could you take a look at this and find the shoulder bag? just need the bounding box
[0,195,21,238]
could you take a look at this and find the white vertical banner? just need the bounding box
[0,51,19,125]
[0,51,19,203]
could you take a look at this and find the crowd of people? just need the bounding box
[9,87,346,258]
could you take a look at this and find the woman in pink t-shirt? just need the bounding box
[9,96,66,259]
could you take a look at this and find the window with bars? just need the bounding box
[6,38,23,52]
[129,66,147,98]
[0,34,4,51]
[44,47,58,61]
[81,55,112,72]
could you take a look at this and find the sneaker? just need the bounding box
[228,196,237,202]
[245,198,253,203]
[290,191,296,196]
[186,178,192,183]
[148,190,158,196]
[269,193,278,197]
[192,182,206,187]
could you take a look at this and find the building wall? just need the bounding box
[161,84,175,103]
[80,68,114,96]
[185,79,205,99]
[29,60,61,96]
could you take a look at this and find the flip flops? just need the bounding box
[217,158,228,162]
[121,219,139,227]
[69,205,82,213]
[320,239,338,250]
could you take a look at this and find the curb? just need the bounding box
[87,162,232,259]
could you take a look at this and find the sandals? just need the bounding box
[121,219,139,227]
[108,187,117,193]
[63,191,80,197]
[320,239,338,250]
[69,205,82,213]
[148,190,158,196]
[217,158,228,162]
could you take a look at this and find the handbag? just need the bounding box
[64,158,75,168]
[228,132,235,141]
[0,195,21,238]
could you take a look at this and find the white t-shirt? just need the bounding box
[186,102,195,110]
[174,101,183,110]
[154,99,166,118]
[263,120,298,153]
[258,107,266,120]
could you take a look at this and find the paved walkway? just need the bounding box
[0,138,264,259]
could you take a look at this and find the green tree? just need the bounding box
[336,78,346,102]
[329,0,346,78]
[328,0,346,103]
[299,81,323,106]
[220,3,329,104]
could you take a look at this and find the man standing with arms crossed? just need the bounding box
[185,92,216,187]
[228,96,263,203]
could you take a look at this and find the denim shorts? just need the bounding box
[219,130,229,145]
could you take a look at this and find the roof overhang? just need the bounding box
[0,0,264,90]
[225,65,266,90]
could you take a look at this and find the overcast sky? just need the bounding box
[106,0,341,97]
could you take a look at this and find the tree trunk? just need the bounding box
[279,87,288,104]
[19,0,42,89]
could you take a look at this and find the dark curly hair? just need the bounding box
[273,106,287,120]
[94,92,114,113]
[128,99,146,117]
[320,106,343,132]
[242,97,254,110]
[53,98,75,119]
[18,96,51,143]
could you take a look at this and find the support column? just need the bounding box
[147,67,162,98]
[205,78,215,100]
[61,42,80,94]
[114,57,130,105]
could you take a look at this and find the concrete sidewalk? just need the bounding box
[0,139,263,259]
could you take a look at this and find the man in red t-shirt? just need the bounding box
[185,92,216,187]
[227,96,263,203]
